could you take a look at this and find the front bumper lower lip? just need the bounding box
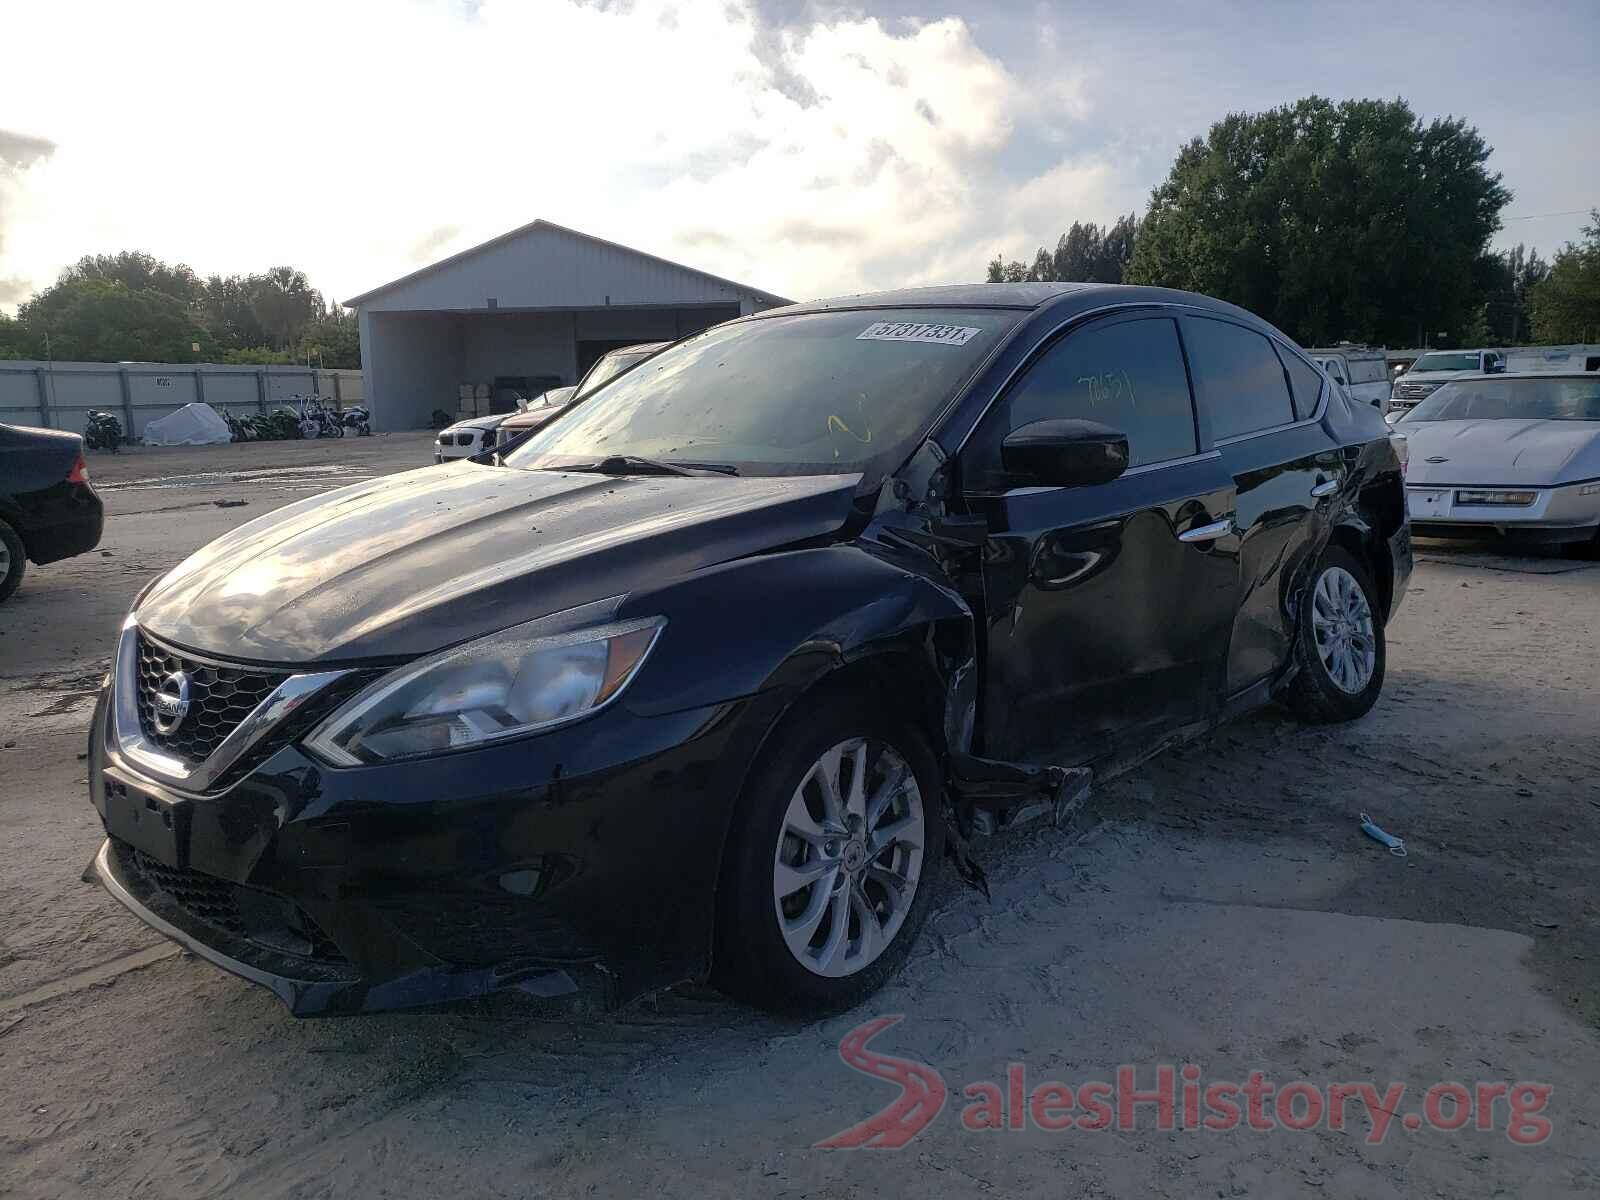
[90,837,580,1016]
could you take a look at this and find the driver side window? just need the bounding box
[966,315,1198,491]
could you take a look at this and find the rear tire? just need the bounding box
[1283,545,1385,724]
[0,520,26,605]
[713,692,945,1015]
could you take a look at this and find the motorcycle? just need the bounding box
[84,409,123,452]
[340,405,372,436]
[219,407,254,442]
[296,395,344,439]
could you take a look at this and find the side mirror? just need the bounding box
[1000,418,1129,488]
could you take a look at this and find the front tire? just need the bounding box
[713,694,945,1015]
[0,520,26,604]
[1283,545,1385,723]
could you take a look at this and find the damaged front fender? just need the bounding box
[617,475,1090,898]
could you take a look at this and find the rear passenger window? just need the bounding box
[1000,316,1198,470]
[1182,317,1295,438]
[1277,347,1325,419]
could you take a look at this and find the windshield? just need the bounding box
[1411,352,1480,373]
[575,349,654,400]
[501,308,1020,477]
[1399,377,1600,423]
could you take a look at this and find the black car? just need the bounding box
[87,284,1411,1017]
[0,422,105,604]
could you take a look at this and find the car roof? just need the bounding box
[748,282,1295,344]
[756,282,1095,314]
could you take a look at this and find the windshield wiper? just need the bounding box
[568,455,738,477]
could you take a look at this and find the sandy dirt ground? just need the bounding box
[2,435,1597,1198]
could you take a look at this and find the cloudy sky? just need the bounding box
[1,0,1593,312]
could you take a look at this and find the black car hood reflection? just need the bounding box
[136,461,862,663]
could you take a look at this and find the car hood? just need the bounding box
[1400,419,1600,485]
[136,461,862,664]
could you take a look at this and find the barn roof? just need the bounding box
[344,219,792,310]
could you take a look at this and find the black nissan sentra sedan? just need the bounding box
[87,283,1411,1017]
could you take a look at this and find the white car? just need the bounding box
[1396,372,1600,554]
[433,413,512,462]
[1389,349,1505,419]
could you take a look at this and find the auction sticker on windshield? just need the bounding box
[857,321,981,347]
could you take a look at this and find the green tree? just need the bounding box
[985,216,1140,286]
[1529,211,1600,344]
[1052,222,1101,281]
[249,266,319,351]
[220,346,294,364]
[1477,244,1550,344]
[198,273,270,352]
[1099,214,1138,283]
[302,303,361,368]
[1125,97,1511,346]
[15,279,203,362]
[0,312,27,359]
[7,251,359,365]
[59,251,205,308]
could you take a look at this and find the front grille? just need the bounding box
[1397,381,1440,400]
[135,633,284,765]
[128,847,349,965]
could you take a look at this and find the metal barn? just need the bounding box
[345,220,791,430]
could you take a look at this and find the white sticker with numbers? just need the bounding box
[856,321,981,347]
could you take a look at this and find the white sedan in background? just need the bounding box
[433,413,511,462]
[1396,372,1600,556]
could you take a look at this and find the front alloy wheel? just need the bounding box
[773,738,925,978]
[714,694,944,1014]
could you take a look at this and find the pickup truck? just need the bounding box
[1310,346,1391,414]
[1389,349,1505,419]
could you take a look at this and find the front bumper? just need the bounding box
[86,676,779,1016]
[1406,481,1600,542]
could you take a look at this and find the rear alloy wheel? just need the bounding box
[0,520,25,605]
[714,696,944,1014]
[1284,545,1385,724]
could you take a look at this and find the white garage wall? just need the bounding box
[361,311,464,432]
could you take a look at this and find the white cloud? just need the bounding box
[0,0,1123,310]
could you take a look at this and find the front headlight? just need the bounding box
[305,613,664,765]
